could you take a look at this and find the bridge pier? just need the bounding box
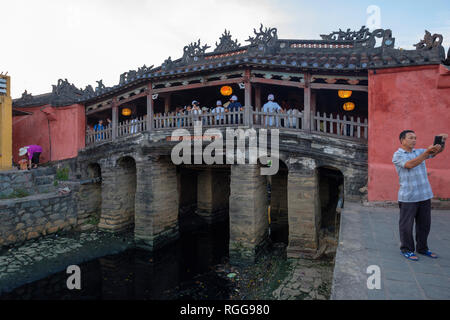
[287,157,320,258]
[229,164,268,264]
[196,168,230,224]
[134,157,179,250]
[98,158,136,232]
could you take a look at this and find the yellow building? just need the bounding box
[0,75,12,170]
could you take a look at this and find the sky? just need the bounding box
[1,0,449,98]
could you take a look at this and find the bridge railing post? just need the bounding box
[146,85,154,132]
[112,102,118,140]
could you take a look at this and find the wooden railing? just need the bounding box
[86,126,112,145]
[118,116,147,137]
[153,109,245,130]
[253,108,304,130]
[86,109,368,146]
[311,112,368,139]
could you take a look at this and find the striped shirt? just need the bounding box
[392,148,434,202]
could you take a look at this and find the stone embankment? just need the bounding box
[0,192,77,247]
[0,165,101,247]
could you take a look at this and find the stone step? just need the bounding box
[35,175,55,186]
[36,184,56,194]
[32,166,57,177]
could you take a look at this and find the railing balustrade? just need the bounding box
[86,126,113,145]
[86,108,368,146]
[311,112,368,139]
[153,109,245,130]
[253,108,304,130]
[117,116,147,137]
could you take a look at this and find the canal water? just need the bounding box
[0,213,237,300]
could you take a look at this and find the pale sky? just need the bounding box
[1,0,449,98]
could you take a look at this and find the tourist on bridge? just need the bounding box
[262,94,282,127]
[227,95,242,124]
[93,119,105,141]
[392,131,448,261]
[212,100,225,124]
[19,145,42,169]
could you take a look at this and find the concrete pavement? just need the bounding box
[331,201,450,300]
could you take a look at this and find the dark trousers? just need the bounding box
[399,200,431,253]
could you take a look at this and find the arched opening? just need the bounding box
[176,164,231,275]
[116,156,137,231]
[318,166,344,255]
[268,160,289,245]
[78,163,102,230]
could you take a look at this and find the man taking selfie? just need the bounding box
[392,131,447,261]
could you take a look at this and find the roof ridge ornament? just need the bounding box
[20,90,33,102]
[414,30,443,50]
[120,64,154,84]
[182,39,210,64]
[214,29,241,53]
[95,80,106,92]
[320,26,395,48]
[161,56,175,71]
[246,24,278,55]
[246,24,278,47]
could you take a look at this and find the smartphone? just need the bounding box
[433,136,444,146]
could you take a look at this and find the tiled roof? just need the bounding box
[13,26,448,108]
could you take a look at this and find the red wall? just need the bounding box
[12,104,85,164]
[368,65,450,201]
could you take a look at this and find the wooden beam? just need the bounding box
[164,94,171,113]
[116,91,148,108]
[310,83,368,92]
[303,73,311,130]
[311,91,317,114]
[244,70,252,125]
[86,104,113,115]
[250,77,305,88]
[152,77,246,94]
[112,98,118,140]
[254,84,262,110]
[146,83,153,131]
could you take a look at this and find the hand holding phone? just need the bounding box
[434,135,443,145]
[434,135,444,146]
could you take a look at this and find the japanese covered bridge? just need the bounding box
[12,25,449,261]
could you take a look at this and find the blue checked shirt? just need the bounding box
[392,148,434,202]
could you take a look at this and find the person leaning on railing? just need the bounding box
[93,119,105,141]
[227,95,242,124]
[262,94,283,127]
[212,100,225,125]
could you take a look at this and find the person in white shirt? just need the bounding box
[262,94,282,127]
[212,100,225,124]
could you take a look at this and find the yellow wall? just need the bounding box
[0,75,12,170]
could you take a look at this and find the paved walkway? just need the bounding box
[331,202,450,300]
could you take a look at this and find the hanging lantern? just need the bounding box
[121,107,132,116]
[220,85,233,96]
[338,90,352,98]
[343,102,355,111]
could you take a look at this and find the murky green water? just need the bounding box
[0,215,234,300]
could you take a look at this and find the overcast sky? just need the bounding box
[2,0,449,98]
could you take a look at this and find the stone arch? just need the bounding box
[268,159,289,244]
[317,165,344,234]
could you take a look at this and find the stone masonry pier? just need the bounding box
[75,128,367,262]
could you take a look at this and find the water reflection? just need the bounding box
[1,217,231,300]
